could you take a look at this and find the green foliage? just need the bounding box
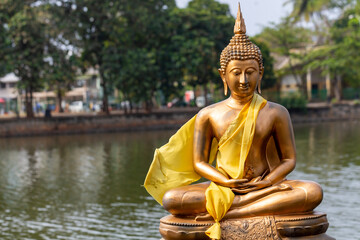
[0,1,49,117]
[0,0,78,117]
[330,3,360,88]
[251,39,277,90]
[258,19,312,57]
[103,0,179,108]
[57,0,129,113]
[257,19,312,93]
[286,0,339,22]
[278,93,307,111]
[304,1,360,89]
[3,0,360,114]
[171,0,234,91]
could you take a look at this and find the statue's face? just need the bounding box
[222,59,262,99]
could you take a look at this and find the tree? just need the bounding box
[0,1,50,118]
[33,2,78,113]
[257,19,312,94]
[251,39,277,90]
[56,0,126,114]
[331,3,360,88]
[170,0,234,105]
[44,48,78,112]
[285,0,359,100]
[109,0,180,111]
[0,7,10,77]
[304,2,360,100]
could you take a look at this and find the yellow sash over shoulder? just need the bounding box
[144,94,267,239]
[144,116,219,205]
[205,94,267,239]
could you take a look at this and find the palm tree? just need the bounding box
[285,0,355,101]
[286,0,333,22]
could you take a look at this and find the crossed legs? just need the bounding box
[162,180,323,219]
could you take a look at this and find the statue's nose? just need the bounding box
[239,73,247,84]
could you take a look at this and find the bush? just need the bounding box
[278,93,307,112]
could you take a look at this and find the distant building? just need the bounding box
[0,68,103,115]
[274,50,331,101]
[0,73,20,114]
[31,68,102,112]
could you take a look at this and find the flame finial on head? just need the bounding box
[219,2,263,75]
[234,3,246,34]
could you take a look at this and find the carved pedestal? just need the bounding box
[159,211,334,240]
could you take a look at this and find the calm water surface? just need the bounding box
[0,121,359,239]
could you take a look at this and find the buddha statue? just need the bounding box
[144,3,331,240]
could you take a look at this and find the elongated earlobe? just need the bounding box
[257,77,262,94]
[223,82,228,96]
[257,83,261,94]
[219,69,228,96]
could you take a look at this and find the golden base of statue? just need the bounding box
[159,211,334,240]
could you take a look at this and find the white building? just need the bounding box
[31,68,102,112]
[0,73,20,114]
[0,68,103,114]
[274,53,331,101]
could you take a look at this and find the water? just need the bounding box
[0,121,359,240]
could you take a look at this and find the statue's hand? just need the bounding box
[221,178,248,188]
[231,179,272,194]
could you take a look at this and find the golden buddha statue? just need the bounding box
[145,3,331,240]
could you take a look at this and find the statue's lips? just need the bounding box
[238,85,250,90]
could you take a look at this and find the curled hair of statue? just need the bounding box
[219,3,264,76]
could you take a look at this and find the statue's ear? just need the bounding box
[257,70,264,94]
[260,69,264,80]
[218,69,225,83]
[219,69,228,96]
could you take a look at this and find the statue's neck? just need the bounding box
[227,94,254,110]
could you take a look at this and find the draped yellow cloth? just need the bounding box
[144,94,267,239]
[143,115,218,204]
[204,94,267,239]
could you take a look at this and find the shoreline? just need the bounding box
[0,104,359,138]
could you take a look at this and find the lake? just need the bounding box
[0,121,359,239]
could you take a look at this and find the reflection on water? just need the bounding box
[291,121,360,239]
[0,131,171,239]
[0,122,359,239]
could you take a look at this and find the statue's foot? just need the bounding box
[195,212,212,221]
[277,183,293,191]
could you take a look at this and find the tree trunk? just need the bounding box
[57,85,64,113]
[124,94,128,115]
[99,67,110,115]
[145,100,152,113]
[25,86,34,118]
[145,91,154,113]
[334,74,342,102]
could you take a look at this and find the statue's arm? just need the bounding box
[264,105,296,184]
[234,105,296,193]
[193,110,248,188]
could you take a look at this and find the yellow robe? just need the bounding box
[144,94,267,239]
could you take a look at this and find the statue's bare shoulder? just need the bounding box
[195,100,242,139]
[259,101,292,128]
[196,100,230,123]
[197,100,227,118]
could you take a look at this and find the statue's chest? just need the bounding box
[253,111,274,141]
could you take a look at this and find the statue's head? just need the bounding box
[219,3,264,96]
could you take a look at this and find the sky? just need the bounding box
[175,0,293,36]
